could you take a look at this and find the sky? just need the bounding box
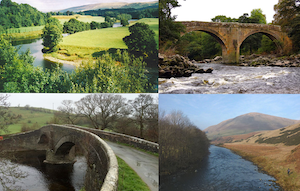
[159,94,300,130]
[11,0,155,12]
[172,0,279,23]
[4,93,158,110]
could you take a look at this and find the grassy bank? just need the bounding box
[224,143,300,190]
[48,18,158,62]
[1,26,44,41]
[117,156,150,191]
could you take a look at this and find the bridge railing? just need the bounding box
[65,124,159,153]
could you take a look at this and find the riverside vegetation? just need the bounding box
[0,0,158,93]
[159,110,210,176]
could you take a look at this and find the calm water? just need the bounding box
[159,63,300,94]
[0,151,87,191]
[160,145,282,191]
[12,38,75,73]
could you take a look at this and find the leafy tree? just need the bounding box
[0,94,20,133]
[123,22,157,57]
[42,17,62,53]
[90,21,100,30]
[212,15,236,22]
[251,9,267,24]
[159,0,185,44]
[274,0,300,51]
[121,19,129,26]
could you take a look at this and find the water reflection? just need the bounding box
[13,38,75,73]
[0,151,86,191]
[160,145,282,191]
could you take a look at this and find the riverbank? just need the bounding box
[44,54,81,67]
[223,143,300,190]
[3,29,43,41]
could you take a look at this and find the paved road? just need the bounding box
[106,141,159,191]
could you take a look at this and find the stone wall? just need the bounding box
[0,125,118,191]
[66,124,159,153]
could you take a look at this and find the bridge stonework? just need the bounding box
[180,21,293,63]
[0,125,119,191]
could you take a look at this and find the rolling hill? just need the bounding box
[205,112,298,139]
[59,1,158,13]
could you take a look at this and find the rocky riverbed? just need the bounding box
[159,54,213,78]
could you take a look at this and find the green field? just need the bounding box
[0,26,44,35]
[3,107,54,135]
[61,18,158,49]
[53,15,105,25]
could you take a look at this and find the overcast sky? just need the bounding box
[159,94,300,130]
[11,0,155,12]
[172,0,279,23]
[4,93,158,110]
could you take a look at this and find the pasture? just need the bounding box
[53,15,105,25]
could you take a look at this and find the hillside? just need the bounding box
[59,1,158,12]
[4,107,54,135]
[205,112,298,139]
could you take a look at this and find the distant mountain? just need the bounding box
[59,1,158,13]
[204,112,298,139]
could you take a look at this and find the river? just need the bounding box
[12,38,75,73]
[160,145,282,191]
[0,151,86,191]
[159,62,300,94]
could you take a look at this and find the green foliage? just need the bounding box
[117,14,132,21]
[212,15,237,22]
[159,0,185,45]
[42,17,63,53]
[274,0,300,52]
[63,18,90,34]
[177,31,221,60]
[251,9,267,24]
[121,19,129,26]
[0,37,150,93]
[0,0,46,30]
[123,22,157,58]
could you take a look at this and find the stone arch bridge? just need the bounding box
[180,21,293,63]
[0,124,159,191]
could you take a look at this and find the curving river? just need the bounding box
[160,145,282,191]
[0,151,86,191]
[159,63,300,94]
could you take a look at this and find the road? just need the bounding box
[106,141,159,191]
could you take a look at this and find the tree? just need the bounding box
[121,19,129,26]
[129,94,155,138]
[274,0,300,51]
[251,9,267,24]
[0,94,20,133]
[123,22,157,57]
[159,0,185,44]
[75,94,128,130]
[57,100,79,124]
[41,18,62,53]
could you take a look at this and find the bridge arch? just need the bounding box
[239,30,284,54]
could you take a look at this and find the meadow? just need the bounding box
[53,15,105,25]
[50,18,158,62]
[4,107,53,135]
[0,26,44,40]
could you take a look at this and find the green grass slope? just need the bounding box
[60,18,158,49]
[3,107,54,135]
[53,15,105,25]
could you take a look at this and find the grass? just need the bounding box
[1,26,44,41]
[224,143,300,190]
[50,18,158,62]
[117,156,150,191]
[2,107,54,135]
[53,15,105,25]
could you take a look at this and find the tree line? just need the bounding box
[160,110,210,176]
[0,0,47,32]
[51,94,158,142]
